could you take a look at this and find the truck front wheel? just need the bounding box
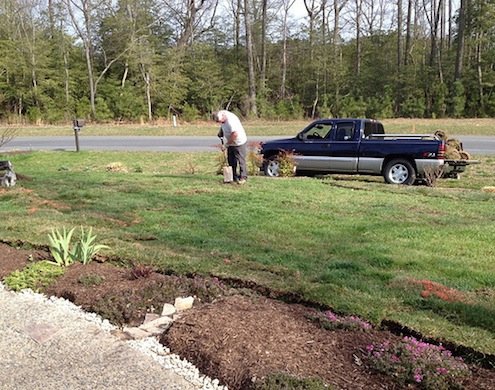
[383,159,416,185]
[264,156,281,177]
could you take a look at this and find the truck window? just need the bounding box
[335,122,355,141]
[304,123,333,139]
[364,121,384,137]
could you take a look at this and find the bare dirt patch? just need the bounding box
[1,242,494,389]
[0,242,48,279]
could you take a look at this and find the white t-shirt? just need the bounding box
[219,110,247,146]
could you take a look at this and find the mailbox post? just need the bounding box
[73,119,85,152]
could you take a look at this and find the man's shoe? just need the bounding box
[237,179,246,185]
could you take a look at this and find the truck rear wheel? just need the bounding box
[383,159,416,185]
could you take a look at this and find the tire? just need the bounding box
[383,159,416,185]
[264,156,281,177]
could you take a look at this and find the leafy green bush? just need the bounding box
[181,103,200,122]
[339,96,367,118]
[449,81,466,118]
[94,97,113,121]
[4,261,65,292]
[401,95,426,118]
[273,98,304,120]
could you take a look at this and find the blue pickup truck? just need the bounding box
[260,118,470,185]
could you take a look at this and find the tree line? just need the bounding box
[0,0,493,123]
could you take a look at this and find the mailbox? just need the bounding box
[73,119,85,131]
[72,119,85,151]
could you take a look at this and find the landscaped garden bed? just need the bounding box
[1,242,494,390]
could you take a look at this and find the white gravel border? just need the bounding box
[0,282,228,390]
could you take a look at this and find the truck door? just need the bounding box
[293,120,335,171]
[324,121,360,172]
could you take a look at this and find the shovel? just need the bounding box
[220,138,233,183]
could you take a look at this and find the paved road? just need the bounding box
[2,135,495,154]
[2,136,279,153]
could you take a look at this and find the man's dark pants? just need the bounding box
[227,143,248,180]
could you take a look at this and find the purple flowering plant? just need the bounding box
[364,336,470,389]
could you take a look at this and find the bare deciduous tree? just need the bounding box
[161,0,219,47]
[62,0,132,118]
[454,0,466,81]
[279,0,296,98]
[243,0,257,116]
[354,0,363,76]
[404,0,414,65]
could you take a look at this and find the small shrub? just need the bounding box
[4,260,65,292]
[181,275,227,302]
[278,151,297,177]
[423,166,444,187]
[214,142,262,177]
[185,158,197,175]
[78,274,105,286]
[256,372,329,389]
[92,282,176,325]
[247,141,263,176]
[215,148,228,175]
[129,264,155,280]
[309,310,372,332]
[364,336,470,389]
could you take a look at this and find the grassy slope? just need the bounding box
[1,150,494,354]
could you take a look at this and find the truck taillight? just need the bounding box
[438,142,445,159]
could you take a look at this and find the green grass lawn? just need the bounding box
[1,149,495,355]
[4,117,495,136]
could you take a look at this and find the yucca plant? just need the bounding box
[72,226,110,265]
[47,227,76,266]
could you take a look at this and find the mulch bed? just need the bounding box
[161,295,400,389]
[1,242,494,389]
